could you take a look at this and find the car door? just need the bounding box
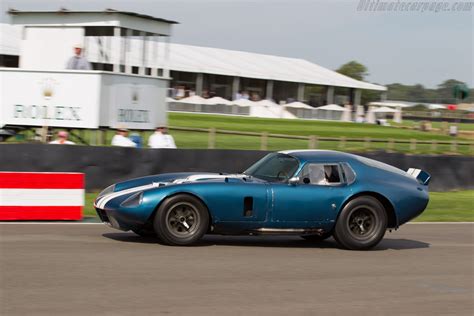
[198,179,270,223]
[270,163,348,225]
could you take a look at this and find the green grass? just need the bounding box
[7,113,474,154]
[414,190,474,222]
[390,119,474,131]
[84,191,473,222]
[169,113,467,140]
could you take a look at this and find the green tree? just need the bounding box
[336,61,368,81]
[437,79,465,104]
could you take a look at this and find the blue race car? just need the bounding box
[94,150,430,250]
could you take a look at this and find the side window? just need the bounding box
[341,162,356,184]
[300,163,342,185]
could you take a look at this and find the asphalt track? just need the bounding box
[1,223,473,315]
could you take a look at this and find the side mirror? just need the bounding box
[288,177,300,185]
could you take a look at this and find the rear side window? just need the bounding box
[299,163,342,185]
[341,162,356,184]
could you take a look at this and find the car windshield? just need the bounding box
[244,153,300,182]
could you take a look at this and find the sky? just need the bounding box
[1,0,473,88]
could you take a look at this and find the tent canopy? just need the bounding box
[372,106,400,113]
[256,99,279,107]
[232,99,254,107]
[176,95,208,104]
[317,104,349,111]
[206,96,234,105]
[285,101,314,109]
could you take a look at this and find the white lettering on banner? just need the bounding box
[13,105,81,121]
[117,109,150,123]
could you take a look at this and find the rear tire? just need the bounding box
[333,196,387,250]
[154,194,209,246]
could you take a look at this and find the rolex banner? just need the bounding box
[0,69,168,130]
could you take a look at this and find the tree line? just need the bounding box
[336,61,473,105]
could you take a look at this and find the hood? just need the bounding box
[112,172,260,193]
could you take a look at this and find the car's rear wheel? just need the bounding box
[301,232,332,242]
[154,194,209,246]
[333,196,387,250]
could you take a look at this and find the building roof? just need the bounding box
[7,8,179,24]
[157,43,386,91]
[0,21,386,91]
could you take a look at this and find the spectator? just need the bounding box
[111,128,137,147]
[49,131,75,145]
[66,44,92,70]
[449,125,458,137]
[234,90,243,100]
[148,126,177,149]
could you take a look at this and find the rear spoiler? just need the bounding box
[407,168,431,186]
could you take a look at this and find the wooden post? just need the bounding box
[208,128,216,149]
[364,137,371,150]
[338,136,346,150]
[430,140,437,153]
[308,136,316,149]
[410,139,416,151]
[450,140,457,153]
[387,138,394,152]
[260,132,268,151]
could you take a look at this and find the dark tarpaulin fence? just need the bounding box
[0,144,472,192]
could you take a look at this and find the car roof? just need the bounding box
[279,150,357,163]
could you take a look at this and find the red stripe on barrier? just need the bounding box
[0,172,84,189]
[0,206,83,220]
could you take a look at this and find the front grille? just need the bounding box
[96,208,110,223]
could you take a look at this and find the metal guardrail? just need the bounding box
[169,126,474,153]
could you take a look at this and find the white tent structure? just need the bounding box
[369,101,446,110]
[176,95,208,104]
[367,106,402,124]
[371,106,399,113]
[232,99,254,107]
[285,101,313,109]
[283,101,315,120]
[315,104,350,121]
[206,96,234,105]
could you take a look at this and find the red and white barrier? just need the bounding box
[0,172,84,220]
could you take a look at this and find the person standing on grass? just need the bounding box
[111,128,137,147]
[49,131,75,145]
[148,126,177,149]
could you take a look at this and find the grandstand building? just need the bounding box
[0,10,386,107]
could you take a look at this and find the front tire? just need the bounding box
[154,194,209,246]
[333,196,387,250]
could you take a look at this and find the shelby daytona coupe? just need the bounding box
[95,150,430,250]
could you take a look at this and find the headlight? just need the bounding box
[120,192,143,207]
[97,184,115,198]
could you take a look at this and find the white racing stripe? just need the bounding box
[0,189,84,206]
[95,183,158,209]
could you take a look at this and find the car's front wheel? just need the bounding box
[154,194,209,246]
[333,196,387,250]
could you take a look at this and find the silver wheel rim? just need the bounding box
[347,206,377,240]
[165,202,200,238]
